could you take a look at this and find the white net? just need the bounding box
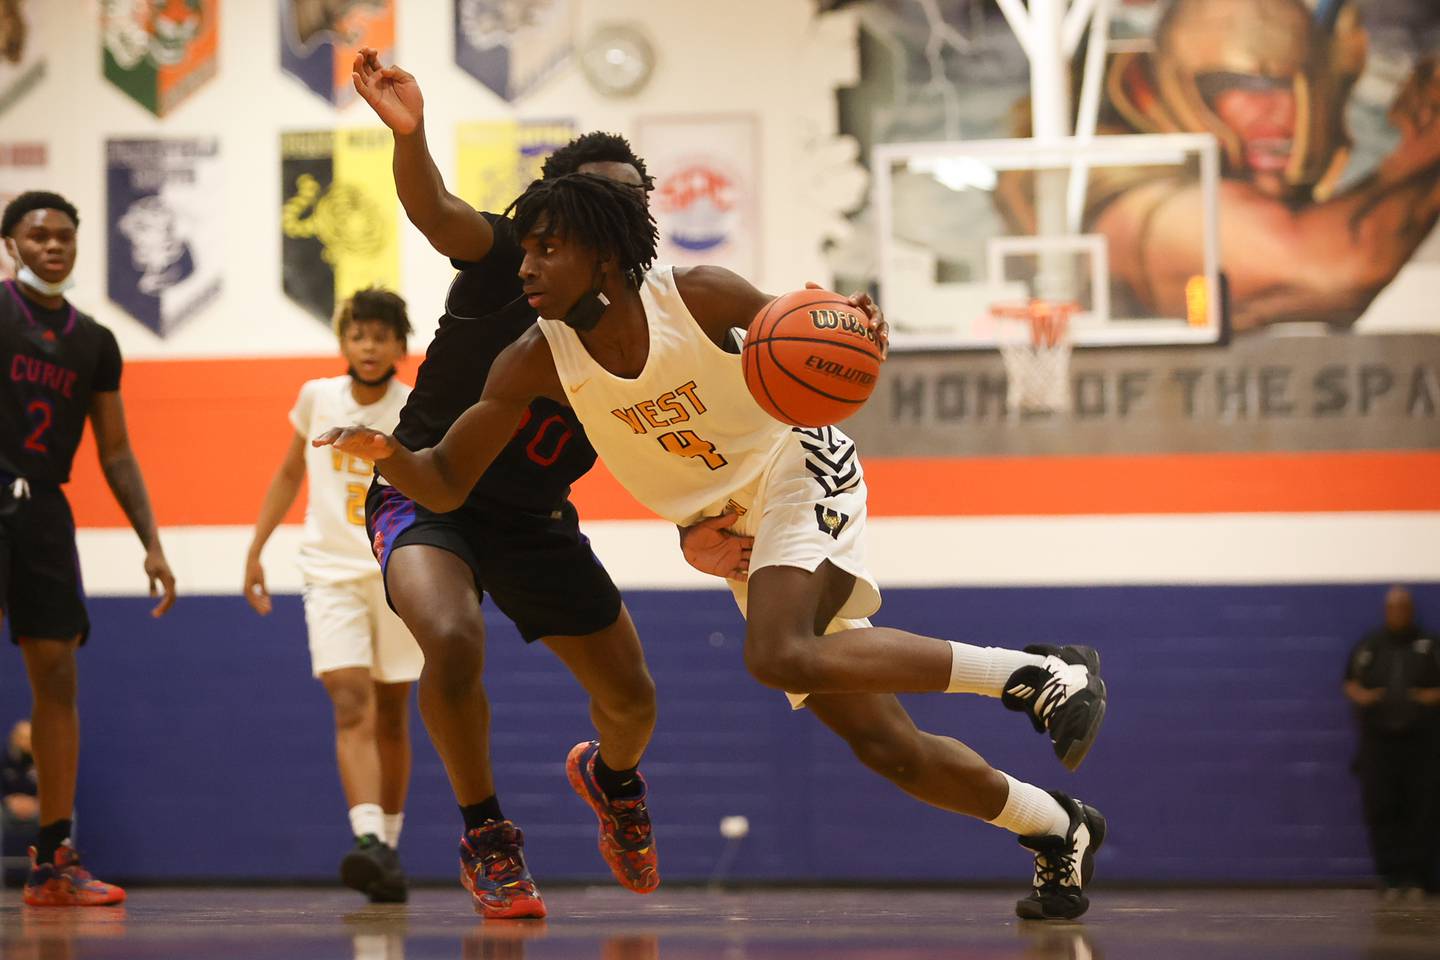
[993,301,1075,414]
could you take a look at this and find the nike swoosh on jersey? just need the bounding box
[569,378,591,394]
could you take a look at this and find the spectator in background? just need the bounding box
[2,719,38,886]
[1344,586,1440,899]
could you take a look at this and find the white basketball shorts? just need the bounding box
[302,576,424,683]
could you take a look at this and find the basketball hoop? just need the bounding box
[989,299,1077,414]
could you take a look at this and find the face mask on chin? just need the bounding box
[562,289,610,332]
[7,244,74,298]
[347,364,398,388]
[561,264,610,332]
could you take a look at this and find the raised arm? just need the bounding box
[352,48,494,262]
[316,329,564,512]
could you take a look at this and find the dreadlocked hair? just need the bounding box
[508,174,658,291]
[542,132,654,194]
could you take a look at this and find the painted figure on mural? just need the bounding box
[1068,0,1440,333]
[288,0,386,50]
[0,0,25,65]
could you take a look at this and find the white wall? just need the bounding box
[3,0,859,359]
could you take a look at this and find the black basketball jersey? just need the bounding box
[392,213,596,512]
[0,281,121,488]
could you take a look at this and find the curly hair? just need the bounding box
[508,174,658,291]
[542,132,654,194]
[2,191,79,237]
[334,286,413,347]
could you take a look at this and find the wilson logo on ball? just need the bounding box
[808,309,877,343]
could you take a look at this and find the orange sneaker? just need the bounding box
[23,843,126,907]
[458,821,547,920]
[566,740,659,893]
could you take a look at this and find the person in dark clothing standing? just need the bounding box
[1,191,177,906]
[1344,585,1440,899]
[2,719,38,886]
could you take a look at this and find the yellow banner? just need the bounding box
[329,128,400,302]
[456,120,576,216]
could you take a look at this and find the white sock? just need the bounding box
[348,803,385,841]
[384,812,404,849]
[988,773,1072,838]
[946,642,1046,696]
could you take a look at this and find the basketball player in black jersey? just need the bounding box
[1,191,177,906]
[352,51,749,918]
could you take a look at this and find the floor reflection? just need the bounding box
[0,888,1437,960]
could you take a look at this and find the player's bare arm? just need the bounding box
[89,389,176,617]
[316,329,563,512]
[674,265,888,358]
[352,48,494,262]
[243,432,307,616]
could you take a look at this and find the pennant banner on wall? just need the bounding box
[281,0,394,107]
[454,0,573,102]
[0,142,49,279]
[0,0,46,117]
[281,129,399,324]
[106,138,222,338]
[455,119,576,216]
[101,0,220,117]
[638,115,760,278]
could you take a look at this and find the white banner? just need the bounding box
[639,115,760,278]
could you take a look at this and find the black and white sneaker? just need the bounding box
[1016,791,1106,921]
[340,834,408,903]
[1002,645,1107,772]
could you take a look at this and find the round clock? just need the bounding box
[579,22,656,98]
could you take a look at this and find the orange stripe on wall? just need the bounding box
[65,359,1440,528]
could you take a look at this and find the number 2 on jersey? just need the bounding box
[346,483,367,526]
[657,430,727,470]
[24,400,53,453]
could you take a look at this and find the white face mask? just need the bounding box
[6,242,74,298]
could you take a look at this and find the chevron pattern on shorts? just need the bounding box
[794,426,860,497]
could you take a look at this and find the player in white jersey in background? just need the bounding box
[246,288,421,903]
[319,176,1110,921]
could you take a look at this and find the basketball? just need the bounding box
[742,288,884,427]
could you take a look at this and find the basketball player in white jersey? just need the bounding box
[318,176,1110,921]
[246,288,421,903]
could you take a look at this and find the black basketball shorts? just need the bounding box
[365,482,622,643]
[0,487,90,644]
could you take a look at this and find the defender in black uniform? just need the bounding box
[1,192,177,906]
[352,52,749,918]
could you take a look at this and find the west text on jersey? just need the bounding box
[610,380,708,435]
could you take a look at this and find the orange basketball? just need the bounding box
[742,289,883,427]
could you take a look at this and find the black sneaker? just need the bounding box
[340,834,408,903]
[1016,791,1106,921]
[1002,645,1107,771]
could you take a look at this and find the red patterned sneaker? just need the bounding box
[458,821,547,920]
[23,843,126,907]
[566,740,659,894]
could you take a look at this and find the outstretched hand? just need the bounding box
[805,280,889,360]
[313,425,398,463]
[680,510,754,581]
[352,46,424,135]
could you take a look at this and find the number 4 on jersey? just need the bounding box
[657,429,727,470]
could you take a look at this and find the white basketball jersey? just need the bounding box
[537,266,791,525]
[289,375,410,583]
